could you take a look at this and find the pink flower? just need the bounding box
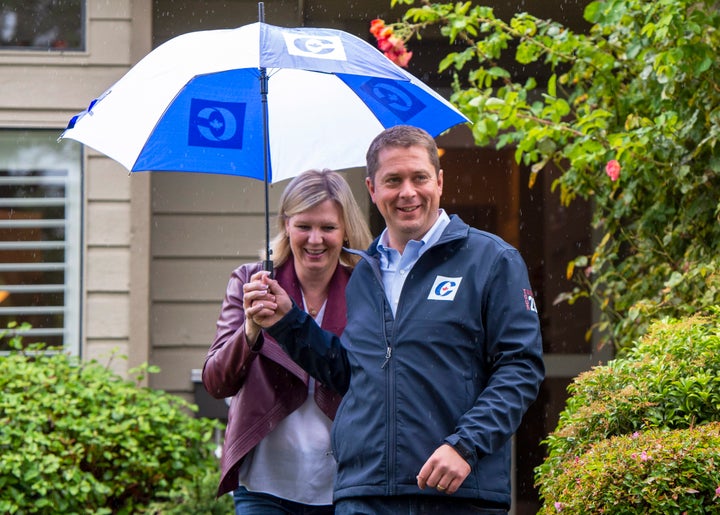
[554,501,563,512]
[632,432,639,439]
[387,48,413,67]
[640,450,649,461]
[605,159,621,181]
[715,485,720,497]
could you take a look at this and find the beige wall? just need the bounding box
[0,0,153,376]
[82,1,153,378]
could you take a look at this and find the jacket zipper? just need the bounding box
[381,346,392,368]
[379,284,396,496]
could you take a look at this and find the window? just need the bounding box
[0,130,82,353]
[0,1,84,51]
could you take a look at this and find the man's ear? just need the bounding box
[365,176,376,203]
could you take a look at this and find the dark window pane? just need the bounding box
[0,1,84,51]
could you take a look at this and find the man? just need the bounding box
[244,125,544,514]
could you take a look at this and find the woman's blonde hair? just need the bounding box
[268,169,372,268]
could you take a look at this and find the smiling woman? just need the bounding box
[201,168,371,513]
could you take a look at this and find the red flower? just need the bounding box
[605,159,621,181]
[369,18,413,68]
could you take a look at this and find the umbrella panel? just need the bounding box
[131,67,467,181]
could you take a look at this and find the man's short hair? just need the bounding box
[365,125,440,182]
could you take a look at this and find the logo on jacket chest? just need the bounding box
[427,275,463,301]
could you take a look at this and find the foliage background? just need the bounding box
[390,0,720,351]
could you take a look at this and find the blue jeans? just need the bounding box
[334,496,508,515]
[232,486,335,515]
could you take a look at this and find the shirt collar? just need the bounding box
[377,209,450,256]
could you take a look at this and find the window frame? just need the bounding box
[0,129,83,355]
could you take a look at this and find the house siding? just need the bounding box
[0,0,151,375]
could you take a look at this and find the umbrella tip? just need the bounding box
[258,2,265,23]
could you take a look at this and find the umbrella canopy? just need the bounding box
[60,21,467,183]
[60,17,468,271]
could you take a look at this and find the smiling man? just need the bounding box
[245,125,545,515]
[365,138,443,253]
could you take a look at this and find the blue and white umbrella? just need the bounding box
[60,17,468,268]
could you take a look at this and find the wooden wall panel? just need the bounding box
[152,172,284,213]
[86,293,130,338]
[152,214,269,258]
[152,303,222,348]
[86,156,131,200]
[86,202,131,246]
[86,21,133,64]
[150,347,212,391]
[151,258,245,302]
[86,248,130,291]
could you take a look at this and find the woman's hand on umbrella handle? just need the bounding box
[244,271,291,329]
[243,272,274,342]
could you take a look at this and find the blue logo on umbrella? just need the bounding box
[361,78,425,122]
[188,99,246,149]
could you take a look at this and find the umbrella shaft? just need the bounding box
[260,61,272,276]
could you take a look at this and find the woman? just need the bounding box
[202,169,372,514]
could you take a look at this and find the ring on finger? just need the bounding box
[436,485,446,491]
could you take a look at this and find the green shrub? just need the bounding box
[146,467,234,515]
[539,424,720,514]
[0,334,231,514]
[535,310,720,512]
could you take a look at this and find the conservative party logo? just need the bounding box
[188,99,246,149]
[360,78,425,122]
[427,276,463,301]
[283,33,347,61]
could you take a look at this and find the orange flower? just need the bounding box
[369,18,413,68]
[370,19,386,38]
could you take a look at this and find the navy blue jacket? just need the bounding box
[267,215,544,507]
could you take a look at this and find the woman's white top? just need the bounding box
[237,299,335,505]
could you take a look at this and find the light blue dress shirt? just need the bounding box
[376,209,451,316]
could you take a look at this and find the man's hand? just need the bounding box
[243,271,293,329]
[416,444,471,495]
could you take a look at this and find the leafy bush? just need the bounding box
[535,310,720,513]
[0,331,231,514]
[388,0,720,350]
[539,424,720,514]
